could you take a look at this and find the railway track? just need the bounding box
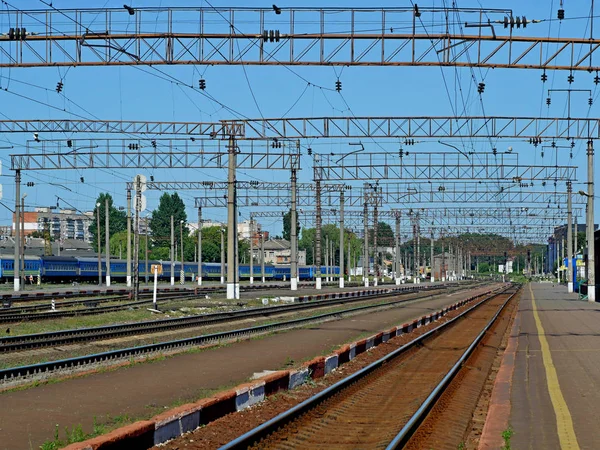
[0,284,460,352]
[0,280,367,323]
[220,284,520,450]
[0,282,488,386]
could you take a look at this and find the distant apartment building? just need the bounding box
[12,208,94,242]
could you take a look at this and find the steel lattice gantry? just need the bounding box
[5,117,600,141]
[2,6,600,71]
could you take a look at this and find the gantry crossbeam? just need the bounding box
[1,7,599,71]
[5,117,599,140]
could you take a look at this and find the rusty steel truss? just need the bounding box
[1,7,599,71]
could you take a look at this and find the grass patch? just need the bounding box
[501,426,514,450]
[39,418,106,450]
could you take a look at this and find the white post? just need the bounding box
[153,266,158,310]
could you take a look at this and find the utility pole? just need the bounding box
[586,140,596,301]
[14,169,20,292]
[260,231,265,283]
[133,177,142,302]
[170,215,175,286]
[363,189,369,287]
[347,239,351,283]
[145,216,149,285]
[126,189,132,287]
[180,220,184,285]
[373,203,379,286]
[315,176,323,289]
[291,158,298,290]
[226,136,239,299]
[430,229,435,282]
[395,211,401,285]
[249,216,254,285]
[105,198,111,287]
[20,194,26,288]
[441,233,445,282]
[220,228,225,284]
[96,202,101,286]
[339,189,345,288]
[197,207,202,286]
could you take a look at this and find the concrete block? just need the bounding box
[365,337,375,350]
[289,368,309,390]
[153,404,201,445]
[335,344,351,365]
[199,390,237,425]
[349,343,357,360]
[382,332,390,343]
[324,355,339,374]
[248,382,265,407]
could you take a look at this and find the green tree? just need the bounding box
[89,193,127,253]
[109,231,149,259]
[149,192,188,257]
[282,210,301,241]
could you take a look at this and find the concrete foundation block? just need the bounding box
[288,368,309,390]
[349,343,357,360]
[324,355,339,374]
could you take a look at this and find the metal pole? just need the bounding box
[363,188,369,287]
[430,229,435,282]
[339,190,345,288]
[373,204,379,286]
[441,233,445,282]
[145,216,149,285]
[291,163,298,290]
[13,170,20,291]
[133,180,141,302]
[221,228,225,284]
[347,239,351,283]
[197,207,202,286]
[105,198,111,287]
[250,216,254,284]
[126,189,132,287]
[170,215,175,286]
[261,232,265,283]
[96,202,101,286]
[395,212,401,285]
[227,136,239,299]
[20,195,25,288]
[587,140,596,301]
[180,220,184,285]
[315,178,322,289]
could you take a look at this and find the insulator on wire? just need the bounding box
[557,9,565,20]
[541,72,548,83]
[567,73,574,83]
[335,79,342,92]
[477,82,485,94]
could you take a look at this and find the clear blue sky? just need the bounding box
[0,1,597,241]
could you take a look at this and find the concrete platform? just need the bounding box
[481,282,600,449]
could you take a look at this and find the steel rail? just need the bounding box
[0,284,460,352]
[386,286,519,448]
[219,284,519,450]
[0,281,350,322]
[0,283,477,384]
